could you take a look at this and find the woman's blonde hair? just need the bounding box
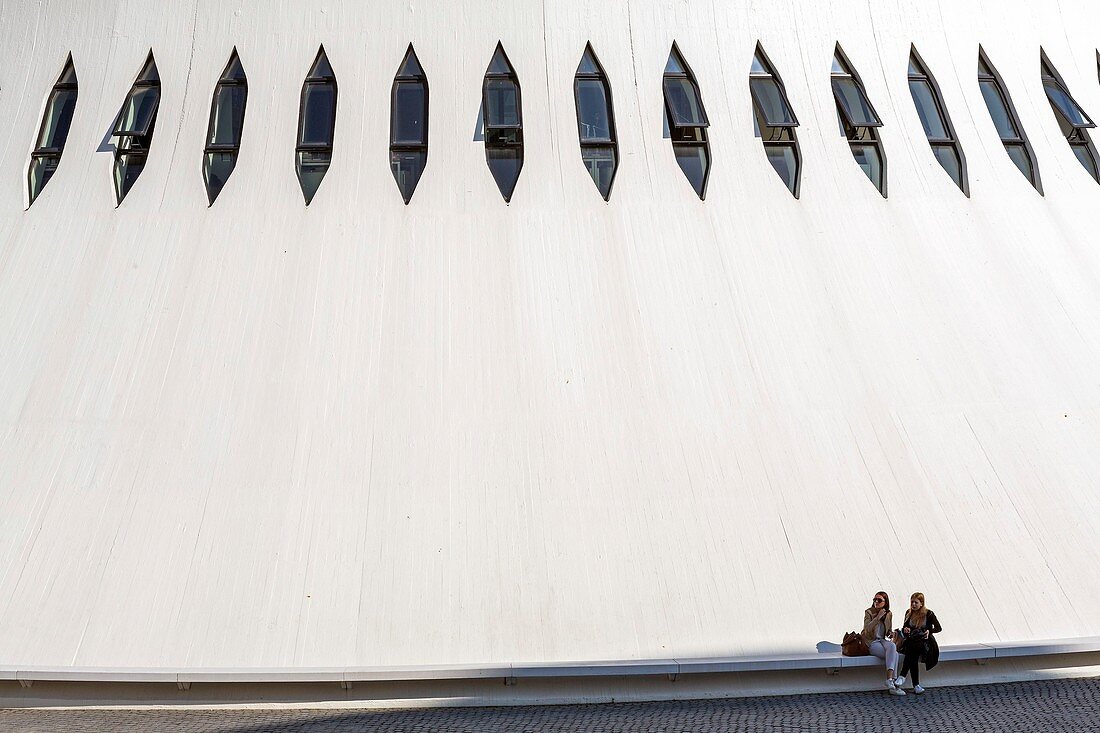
[909,592,928,625]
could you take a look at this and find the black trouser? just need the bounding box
[900,641,927,685]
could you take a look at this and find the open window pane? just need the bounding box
[309,54,334,80]
[576,79,612,142]
[749,77,797,126]
[1071,144,1099,181]
[581,146,616,199]
[390,149,427,203]
[979,80,1018,140]
[397,52,424,78]
[673,144,708,198]
[300,83,336,144]
[484,79,520,128]
[763,145,797,194]
[208,84,246,146]
[203,151,237,204]
[664,77,709,127]
[909,79,949,140]
[1043,81,1094,128]
[114,87,160,135]
[392,81,427,144]
[37,89,78,150]
[850,143,883,191]
[832,77,881,126]
[750,56,768,75]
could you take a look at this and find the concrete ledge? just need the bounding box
[1,637,1097,687]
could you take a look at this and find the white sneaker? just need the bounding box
[895,676,906,688]
[886,679,896,690]
[914,685,925,694]
[889,686,907,696]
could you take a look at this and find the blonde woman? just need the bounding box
[895,592,943,694]
[863,591,905,695]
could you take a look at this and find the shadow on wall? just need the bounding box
[817,641,842,653]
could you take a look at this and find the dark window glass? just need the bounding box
[979,50,1040,191]
[208,84,246,146]
[390,150,427,202]
[765,145,798,194]
[1041,53,1098,184]
[114,86,160,136]
[1072,144,1099,181]
[931,145,962,184]
[909,79,949,139]
[28,56,79,205]
[1043,81,1094,128]
[663,77,709,127]
[203,51,248,205]
[831,77,881,127]
[37,88,78,150]
[673,143,709,197]
[484,79,520,128]
[1006,143,1035,181]
[300,83,337,144]
[297,150,331,204]
[750,46,800,198]
[850,143,883,190]
[487,146,522,200]
[203,152,236,202]
[576,79,612,142]
[979,80,1019,139]
[833,48,885,196]
[392,81,427,144]
[482,44,523,202]
[581,146,616,199]
[574,45,618,200]
[112,53,160,204]
[390,45,429,204]
[749,77,796,126]
[295,48,336,204]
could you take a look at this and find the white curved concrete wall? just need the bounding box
[1,0,1099,670]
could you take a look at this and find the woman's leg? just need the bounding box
[869,640,897,678]
[908,656,920,686]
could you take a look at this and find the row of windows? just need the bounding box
[25,42,1100,207]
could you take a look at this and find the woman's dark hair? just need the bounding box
[875,590,891,612]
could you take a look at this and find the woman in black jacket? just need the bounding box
[895,591,942,694]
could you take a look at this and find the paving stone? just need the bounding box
[1,678,1098,732]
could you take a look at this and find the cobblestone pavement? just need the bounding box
[2,678,1098,732]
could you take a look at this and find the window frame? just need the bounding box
[750,44,801,198]
[389,45,429,204]
[908,48,968,195]
[977,47,1042,192]
[112,53,161,205]
[573,43,619,200]
[663,43,710,200]
[1040,52,1099,184]
[205,55,248,154]
[295,47,338,205]
[831,46,887,197]
[481,43,524,203]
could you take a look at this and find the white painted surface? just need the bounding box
[1,0,1099,672]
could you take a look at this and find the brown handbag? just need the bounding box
[842,631,870,657]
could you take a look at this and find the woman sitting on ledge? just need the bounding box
[864,591,905,695]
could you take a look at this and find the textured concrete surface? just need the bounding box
[2,678,1098,732]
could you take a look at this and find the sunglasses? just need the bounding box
[873,598,885,604]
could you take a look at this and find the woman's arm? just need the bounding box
[863,609,880,637]
[928,611,943,634]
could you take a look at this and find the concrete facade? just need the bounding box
[1,0,1100,685]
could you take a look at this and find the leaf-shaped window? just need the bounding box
[203,50,248,205]
[390,45,428,204]
[296,47,337,205]
[574,43,618,200]
[482,43,523,202]
[662,43,710,199]
[111,53,160,205]
[28,54,78,206]
[749,44,800,197]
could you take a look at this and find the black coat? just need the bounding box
[899,610,943,670]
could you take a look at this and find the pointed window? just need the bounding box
[831,46,886,196]
[978,49,1041,191]
[482,43,523,202]
[390,45,428,204]
[28,55,78,206]
[749,44,800,197]
[663,44,710,199]
[296,47,337,205]
[908,48,968,194]
[574,44,618,200]
[112,53,160,205]
[203,50,247,205]
[1040,51,1099,183]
